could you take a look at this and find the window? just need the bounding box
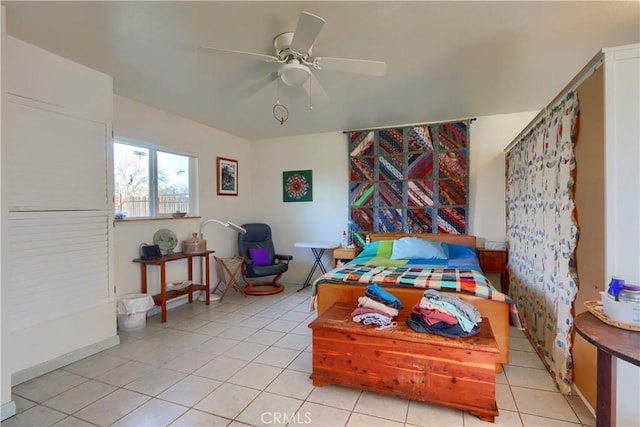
[114,140,197,218]
[348,121,470,246]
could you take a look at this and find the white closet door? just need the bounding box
[5,97,109,211]
[4,34,115,380]
[6,211,111,331]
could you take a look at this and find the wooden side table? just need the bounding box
[333,247,362,267]
[477,248,509,294]
[133,250,214,322]
[574,311,640,427]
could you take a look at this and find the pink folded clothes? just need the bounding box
[412,304,458,326]
[419,296,457,314]
[357,296,399,317]
[351,307,393,320]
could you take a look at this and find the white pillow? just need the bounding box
[390,237,449,260]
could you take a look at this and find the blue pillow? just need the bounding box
[390,237,449,260]
[249,248,270,266]
[445,243,477,259]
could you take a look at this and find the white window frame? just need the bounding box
[114,137,198,218]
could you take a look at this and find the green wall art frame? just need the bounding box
[283,170,313,202]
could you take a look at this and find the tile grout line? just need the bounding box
[8,287,595,427]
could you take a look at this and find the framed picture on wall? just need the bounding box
[283,169,313,202]
[217,157,238,196]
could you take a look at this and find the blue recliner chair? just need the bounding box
[237,223,293,295]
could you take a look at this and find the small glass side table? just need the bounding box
[213,256,245,302]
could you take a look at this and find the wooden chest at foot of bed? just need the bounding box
[309,303,500,423]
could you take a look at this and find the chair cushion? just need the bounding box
[248,262,289,277]
[249,248,270,266]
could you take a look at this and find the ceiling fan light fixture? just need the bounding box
[199,11,385,102]
[279,61,311,86]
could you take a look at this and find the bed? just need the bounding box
[312,233,517,370]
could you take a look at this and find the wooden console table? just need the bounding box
[574,311,640,427]
[133,250,214,322]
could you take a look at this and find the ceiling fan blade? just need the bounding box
[290,12,326,56]
[303,74,330,106]
[314,57,386,76]
[237,72,278,97]
[198,46,279,63]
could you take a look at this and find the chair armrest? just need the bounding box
[244,259,254,267]
[274,254,293,261]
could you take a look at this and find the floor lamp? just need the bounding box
[199,219,247,239]
[198,219,246,301]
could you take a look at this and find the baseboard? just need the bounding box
[11,335,120,386]
[0,400,16,421]
[572,383,596,418]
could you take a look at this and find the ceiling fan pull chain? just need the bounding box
[308,78,313,110]
[273,77,288,125]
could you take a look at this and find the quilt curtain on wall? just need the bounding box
[349,121,470,246]
[505,93,580,394]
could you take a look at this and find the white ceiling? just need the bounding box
[3,1,639,140]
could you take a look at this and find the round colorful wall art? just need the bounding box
[282,170,313,202]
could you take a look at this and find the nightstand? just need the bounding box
[333,247,362,267]
[477,248,509,295]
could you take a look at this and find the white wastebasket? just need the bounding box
[116,293,155,331]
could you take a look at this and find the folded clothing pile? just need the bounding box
[406,289,482,338]
[351,284,403,328]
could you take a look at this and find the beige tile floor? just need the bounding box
[5,286,596,427]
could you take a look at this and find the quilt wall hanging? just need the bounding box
[348,120,471,246]
[283,169,313,202]
[505,93,580,394]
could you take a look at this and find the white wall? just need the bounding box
[112,96,252,297]
[251,112,537,285]
[0,5,14,421]
[469,111,538,246]
[249,132,349,282]
[603,44,640,427]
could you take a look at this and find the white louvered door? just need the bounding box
[6,212,111,331]
[5,95,114,332]
[4,35,115,377]
[5,98,109,211]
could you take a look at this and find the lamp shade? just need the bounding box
[279,61,311,86]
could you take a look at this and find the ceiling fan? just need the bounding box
[198,11,386,97]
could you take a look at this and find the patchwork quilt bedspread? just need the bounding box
[313,264,520,327]
[315,265,504,300]
[311,239,520,326]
